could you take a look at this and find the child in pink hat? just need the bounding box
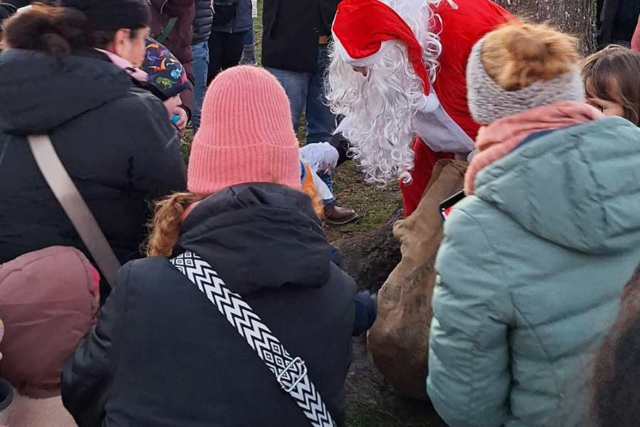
[61,66,357,427]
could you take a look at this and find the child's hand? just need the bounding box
[173,107,188,132]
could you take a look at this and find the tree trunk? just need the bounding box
[332,204,403,291]
[494,0,598,54]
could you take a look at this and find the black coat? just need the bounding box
[193,0,214,44]
[0,50,186,291]
[62,184,356,427]
[598,0,640,46]
[262,0,340,72]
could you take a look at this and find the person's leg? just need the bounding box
[239,27,257,65]
[329,132,351,167]
[265,68,310,134]
[305,44,337,145]
[220,31,249,71]
[207,32,224,85]
[190,41,209,130]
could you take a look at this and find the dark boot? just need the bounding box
[324,202,358,226]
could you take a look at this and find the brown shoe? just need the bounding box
[324,202,359,226]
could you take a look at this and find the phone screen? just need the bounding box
[439,191,466,221]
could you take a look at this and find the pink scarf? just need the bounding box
[95,48,148,82]
[464,102,605,195]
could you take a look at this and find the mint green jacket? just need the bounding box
[427,118,640,427]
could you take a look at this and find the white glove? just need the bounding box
[299,142,339,173]
[415,92,441,114]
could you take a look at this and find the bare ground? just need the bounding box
[328,163,445,427]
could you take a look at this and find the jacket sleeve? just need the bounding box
[632,15,640,52]
[156,0,193,17]
[261,0,278,39]
[179,62,195,118]
[61,263,132,427]
[597,0,620,47]
[318,0,340,36]
[127,91,187,198]
[427,208,513,427]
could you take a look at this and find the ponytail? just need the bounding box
[481,23,579,91]
[4,3,91,55]
[146,193,204,257]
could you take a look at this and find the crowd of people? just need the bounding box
[0,0,639,426]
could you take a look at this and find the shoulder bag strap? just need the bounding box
[156,17,178,44]
[27,135,121,288]
[170,250,336,427]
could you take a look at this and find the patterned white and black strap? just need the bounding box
[170,251,335,427]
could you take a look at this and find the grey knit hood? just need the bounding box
[466,37,586,125]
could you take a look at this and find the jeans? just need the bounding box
[208,31,248,84]
[191,41,209,130]
[244,28,254,44]
[239,27,256,66]
[266,45,336,145]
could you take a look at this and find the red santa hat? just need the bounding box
[332,0,431,95]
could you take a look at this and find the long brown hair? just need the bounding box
[481,23,580,91]
[146,193,204,257]
[582,45,640,126]
[3,2,144,55]
[4,3,90,55]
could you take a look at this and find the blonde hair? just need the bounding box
[146,182,322,258]
[481,23,580,91]
[146,192,204,257]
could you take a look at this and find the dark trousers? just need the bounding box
[207,31,249,84]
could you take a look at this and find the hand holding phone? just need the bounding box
[439,191,466,221]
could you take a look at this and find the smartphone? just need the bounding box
[439,191,466,221]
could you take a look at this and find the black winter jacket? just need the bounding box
[0,50,186,291]
[598,0,640,46]
[211,0,253,33]
[61,184,356,427]
[262,0,340,72]
[193,0,214,44]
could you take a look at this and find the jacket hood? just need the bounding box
[0,50,131,134]
[0,246,99,398]
[474,117,640,254]
[176,183,332,295]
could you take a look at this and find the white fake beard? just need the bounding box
[326,42,426,185]
[325,0,443,185]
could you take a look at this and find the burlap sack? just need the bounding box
[368,159,468,400]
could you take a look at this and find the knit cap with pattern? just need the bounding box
[188,66,300,194]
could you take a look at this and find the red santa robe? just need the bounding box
[400,0,513,217]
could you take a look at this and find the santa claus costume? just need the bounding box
[327,0,513,217]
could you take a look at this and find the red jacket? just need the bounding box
[149,0,196,117]
[400,0,513,217]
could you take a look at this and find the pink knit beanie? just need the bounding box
[188,66,300,195]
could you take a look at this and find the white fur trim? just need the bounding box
[415,91,440,113]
